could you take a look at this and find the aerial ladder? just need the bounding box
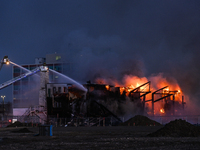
[0,66,48,90]
[0,56,48,90]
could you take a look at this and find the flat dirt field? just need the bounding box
[0,126,200,150]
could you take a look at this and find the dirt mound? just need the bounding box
[147,119,200,137]
[120,115,162,126]
[11,128,33,133]
[7,121,40,127]
[7,121,23,127]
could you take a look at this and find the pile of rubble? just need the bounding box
[7,121,23,127]
[7,121,40,127]
[120,115,162,126]
[147,119,200,137]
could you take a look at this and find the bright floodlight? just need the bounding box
[3,56,9,65]
[1,95,5,99]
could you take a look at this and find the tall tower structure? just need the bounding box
[39,68,49,108]
[37,66,49,123]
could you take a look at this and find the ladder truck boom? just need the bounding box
[0,66,48,90]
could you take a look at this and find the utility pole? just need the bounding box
[1,96,5,120]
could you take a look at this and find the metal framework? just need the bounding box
[129,81,151,114]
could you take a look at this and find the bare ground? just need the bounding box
[0,126,200,150]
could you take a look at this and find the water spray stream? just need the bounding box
[9,61,40,78]
[49,69,87,92]
[10,61,31,72]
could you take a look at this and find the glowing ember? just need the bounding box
[105,85,109,90]
[127,85,135,92]
[120,87,125,94]
[160,108,165,114]
[129,85,135,89]
[136,83,140,87]
[163,87,169,93]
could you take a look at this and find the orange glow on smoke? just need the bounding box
[95,73,185,116]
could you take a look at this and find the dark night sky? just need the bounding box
[1,0,200,106]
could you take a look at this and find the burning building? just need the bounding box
[45,75,186,125]
[46,83,86,119]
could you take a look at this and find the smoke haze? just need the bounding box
[0,0,200,111]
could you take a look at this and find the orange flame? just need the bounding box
[105,85,109,90]
[95,73,185,116]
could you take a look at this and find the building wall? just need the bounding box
[13,64,40,109]
[47,83,69,97]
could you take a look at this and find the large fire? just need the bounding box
[95,73,185,116]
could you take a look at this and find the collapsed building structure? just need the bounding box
[46,80,186,125]
[46,82,122,125]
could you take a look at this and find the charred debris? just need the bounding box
[46,81,185,126]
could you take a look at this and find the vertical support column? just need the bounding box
[103,117,105,127]
[39,71,49,108]
[2,98,4,120]
[182,95,184,110]
[142,95,145,115]
[39,70,49,124]
[152,93,154,116]
[173,95,175,116]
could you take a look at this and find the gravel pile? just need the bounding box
[7,121,40,127]
[147,119,200,137]
[7,121,23,127]
[120,115,162,126]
